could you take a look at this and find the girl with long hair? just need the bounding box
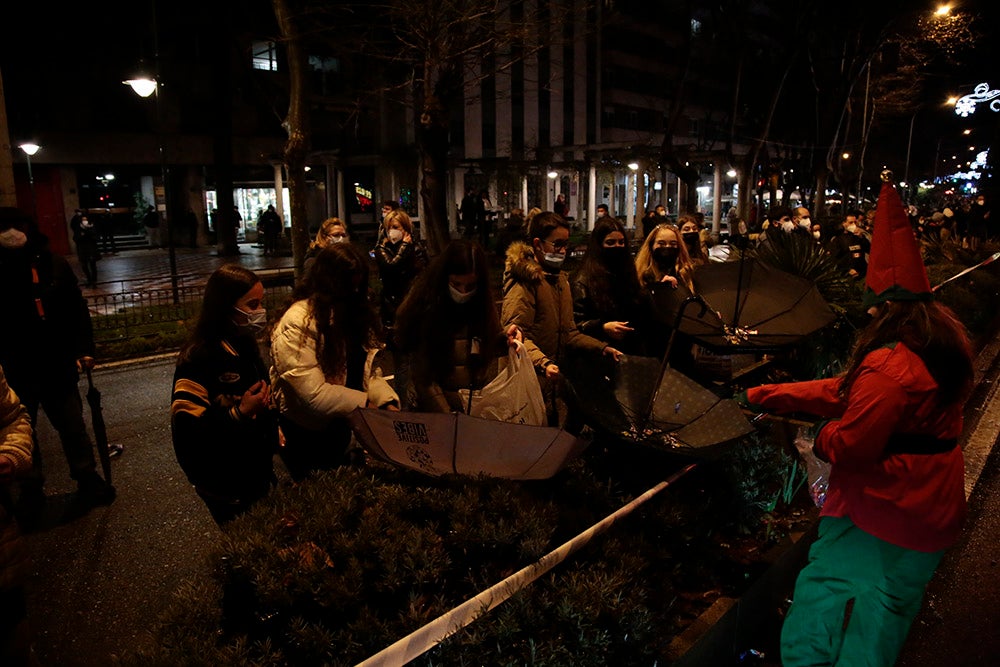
[570,217,648,355]
[394,240,520,412]
[270,243,398,481]
[634,223,696,291]
[737,181,974,667]
[373,208,427,334]
[171,264,277,524]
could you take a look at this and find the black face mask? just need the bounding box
[682,231,700,252]
[652,246,679,271]
[600,246,630,268]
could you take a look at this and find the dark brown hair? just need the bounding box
[840,300,973,407]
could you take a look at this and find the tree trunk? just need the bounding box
[417,85,451,256]
[274,0,311,277]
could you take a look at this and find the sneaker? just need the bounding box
[108,443,124,458]
[77,473,117,506]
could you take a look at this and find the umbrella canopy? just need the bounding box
[348,408,587,480]
[569,355,754,452]
[651,258,836,352]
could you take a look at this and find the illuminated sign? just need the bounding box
[954,83,1000,117]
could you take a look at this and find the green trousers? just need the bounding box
[781,516,943,667]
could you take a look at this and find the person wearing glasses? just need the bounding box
[303,217,349,276]
[502,211,622,427]
[571,217,648,355]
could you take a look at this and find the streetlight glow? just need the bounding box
[627,162,639,171]
[124,77,157,98]
[18,143,40,156]
[935,4,951,16]
[726,169,737,178]
[842,152,851,159]
[547,170,558,179]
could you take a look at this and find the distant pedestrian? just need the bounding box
[0,208,115,527]
[142,205,160,249]
[70,210,99,287]
[182,208,199,249]
[304,217,349,276]
[97,209,117,255]
[171,265,277,525]
[258,205,282,256]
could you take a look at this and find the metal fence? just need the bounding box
[87,268,296,344]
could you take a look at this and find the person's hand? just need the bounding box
[602,346,624,362]
[77,356,96,372]
[660,275,679,288]
[403,232,413,244]
[505,324,523,347]
[603,321,634,340]
[239,380,270,417]
[544,363,560,380]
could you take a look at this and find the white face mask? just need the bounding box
[846,224,858,234]
[234,306,267,333]
[781,221,795,233]
[812,230,821,240]
[799,219,811,229]
[542,252,565,270]
[0,228,28,249]
[448,285,476,304]
[387,229,404,243]
[329,235,346,244]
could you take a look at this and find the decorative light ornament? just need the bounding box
[954,83,1000,117]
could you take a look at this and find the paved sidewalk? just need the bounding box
[64,243,297,298]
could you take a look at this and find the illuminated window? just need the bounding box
[252,41,278,72]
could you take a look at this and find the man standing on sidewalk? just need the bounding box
[0,208,115,526]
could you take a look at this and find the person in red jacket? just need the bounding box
[737,174,974,667]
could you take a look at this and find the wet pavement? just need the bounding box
[17,242,1000,665]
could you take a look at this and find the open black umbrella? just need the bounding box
[85,368,113,485]
[650,258,836,352]
[568,355,754,453]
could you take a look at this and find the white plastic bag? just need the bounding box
[794,426,831,508]
[458,341,546,426]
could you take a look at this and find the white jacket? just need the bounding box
[270,300,397,430]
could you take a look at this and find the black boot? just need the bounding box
[76,472,116,507]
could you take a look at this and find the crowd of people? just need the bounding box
[0,185,988,663]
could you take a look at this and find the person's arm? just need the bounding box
[812,368,908,465]
[271,316,368,418]
[571,277,606,339]
[373,239,414,267]
[501,283,548,370]
[0,368,33,482]
[746,377,846,419]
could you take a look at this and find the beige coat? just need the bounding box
[501,242,606,370]
[1,365,33,591]
[270,300,398,430]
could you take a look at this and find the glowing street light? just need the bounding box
[627,162,639,171]
[935,4,951,16]
[842,152,851,160]
[18,143,40,217]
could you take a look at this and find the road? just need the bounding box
[22,356,220,666]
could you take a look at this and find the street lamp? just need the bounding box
[124,48,179,303]
[18,143,40,218]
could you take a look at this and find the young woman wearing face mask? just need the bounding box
[270,244,399,481]
[303,217,349,277]
[374,209,427,335]
[677,215,710,266]
[171,265,277,524]
[570,218,649,355]
[394,240,521,412]
[635,223,696,291]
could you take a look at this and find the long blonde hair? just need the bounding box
[309,217,348,251]
[634,223,695,291]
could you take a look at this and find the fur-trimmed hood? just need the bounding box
[502,241,544,294]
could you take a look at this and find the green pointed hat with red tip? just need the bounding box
[862,171,932,308]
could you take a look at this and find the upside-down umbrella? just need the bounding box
[650,258,836,352]
[567,355,754,453]
[85,368,113,485]
[348,408,587,480]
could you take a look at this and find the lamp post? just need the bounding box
[124,10,179,303]
[18,142,39,218]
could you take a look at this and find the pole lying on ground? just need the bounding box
[742,409,816,429]
[355,463,699,667]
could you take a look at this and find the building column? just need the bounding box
[325,162,337,219]
[336,169,346,221]
[626,170,636,229]
[521,175,529,213]
[587,166,597,230]
[272,163,285,222]
[712,162,724,239]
